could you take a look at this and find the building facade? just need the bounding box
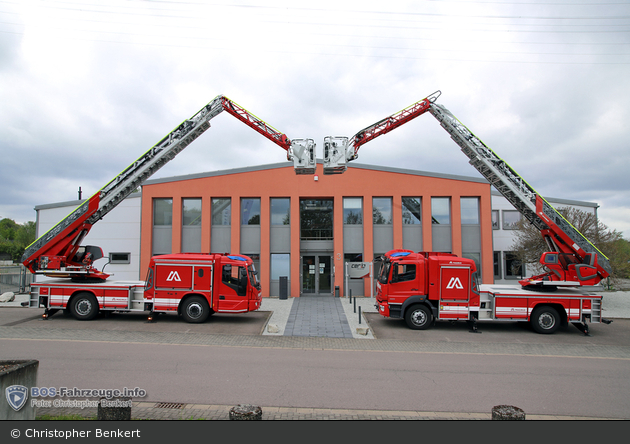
[140,161,493,298]
[32,161,599,297]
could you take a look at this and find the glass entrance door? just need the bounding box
[301,255,333,295]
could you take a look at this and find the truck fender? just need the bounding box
[401,295,435,318]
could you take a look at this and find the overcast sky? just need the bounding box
[1,0,629,238]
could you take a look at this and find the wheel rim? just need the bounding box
[76,299,93,316]
[186,302,204,319]
[411,309,426,327]
[538,312,556,330]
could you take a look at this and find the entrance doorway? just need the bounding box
[301,255,333,295]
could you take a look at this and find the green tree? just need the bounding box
[511,207,629,285]
[0,218,36,263]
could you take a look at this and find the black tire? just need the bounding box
[404,304,433,330]
[69,292,99,321]
[180,296,211,323]
[530,305,561,334]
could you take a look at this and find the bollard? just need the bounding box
[491,405,525,420]
[349,289,352,304]
[98,397,132,420]
[279,276,288,300]
[229,404,262,420]
[353,297,356,313]
[359,306,362,324]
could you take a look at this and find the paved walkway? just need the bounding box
[262,295,376,339]
[283,296,354,338]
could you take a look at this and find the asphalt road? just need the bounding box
[1,305,629,419]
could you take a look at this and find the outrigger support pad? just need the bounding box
[467,314,482,334]
[573,322,591,336]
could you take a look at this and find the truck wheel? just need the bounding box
[69,292,99,321]
[181,296,210,323]
[530,306,560,334]
[405,304,432,330]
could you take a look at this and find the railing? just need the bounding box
[0,265,33,294]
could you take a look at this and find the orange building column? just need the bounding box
[333,195,344,297]
[451,195,462,257]
[363,195,374,297]
[392,195,403,250]
[421,195,433,251]
[259,196,271,298]
[171,196,182,254]
[202,195,211,253]
[479,192,494,284]
[290,195,301,297]
[231,194,240,255]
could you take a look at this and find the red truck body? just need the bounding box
[30,253,262,323]
[375,249,605,335]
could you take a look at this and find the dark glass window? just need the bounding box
[271,198,290,225]
[402,197,421,225]
[183,198,202,226]
[241,198,261,225]
[460,198,480,225]
[300,199,333,240]
[343,198,363,224]
[431,197,450,224]
[212,198,231,225]
[153,199,172,226]
[373,197,392,224]
[503,211,521,230]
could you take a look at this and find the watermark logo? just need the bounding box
[6,385,28,411]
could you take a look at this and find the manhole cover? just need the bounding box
[155,402,186,409]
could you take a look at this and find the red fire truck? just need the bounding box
[25,96,313,322]
[324,91,613,335]
[374,249,606,335]
[33,253,261,323]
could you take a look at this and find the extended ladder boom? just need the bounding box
[323,91,440,174]
[22,95,313,280]
[333,91,611,287]
[428,102,611,285]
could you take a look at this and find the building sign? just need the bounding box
[347,262,371,279]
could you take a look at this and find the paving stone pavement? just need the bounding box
[34,401,619,421]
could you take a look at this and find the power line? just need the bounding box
[2,0,629,22]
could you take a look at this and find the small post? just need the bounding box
[98,397,132,420]
[353,296,356,313]
[359,306,362,324]
[491,405,525,420]
[229,404,262,420]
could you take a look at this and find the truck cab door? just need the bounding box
[390,262,421,300]
[217,264,249,312]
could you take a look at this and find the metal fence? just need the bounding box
[0,265,32,294]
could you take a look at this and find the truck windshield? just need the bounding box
[248,264,260,289]
[144,268,153,290]
[378,261,390,284]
